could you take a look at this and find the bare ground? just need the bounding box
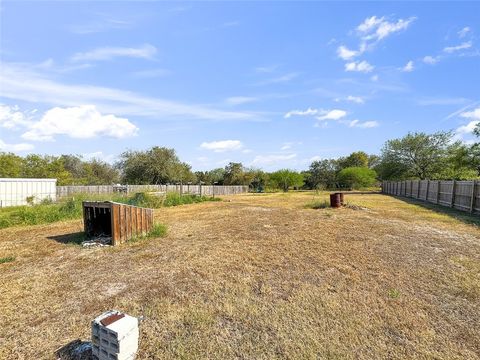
[0,192,479,359]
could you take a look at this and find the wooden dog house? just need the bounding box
[83,201,154,245]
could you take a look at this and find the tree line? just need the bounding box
[0,128,479,190]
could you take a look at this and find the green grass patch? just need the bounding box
[305,200,331,209]
[128,223,167,243]
[0,256,15,264]
[0,191,220,230]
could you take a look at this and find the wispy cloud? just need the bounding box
[284,108,319,118]
[71,44,157,62]
[317,109,347,121]
[0,139,34,152]
[458,26,471,39]
[443,41,472,53]
[255,72,299,86]
[0,104,34,129]
[345,61,374,73]
[0,62,259,122]
[423,55,439,65]
[456,107,480,138]
[69,15,135,34]
[402,60,414,72]
[347,119,379,128]
[417,97,469,106]
[336,15,415,62]
[200,140,243,152]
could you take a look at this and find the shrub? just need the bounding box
[0,256,15,264]
[337,167,377,189]
[305,200,330,209]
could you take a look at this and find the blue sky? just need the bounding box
[1,1,479,171]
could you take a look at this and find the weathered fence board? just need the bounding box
[382,180,479,215]
[57,184,249,198]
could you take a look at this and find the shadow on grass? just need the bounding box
[391,195,480,227]
[47,232,86,245]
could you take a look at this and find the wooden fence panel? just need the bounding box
[382,179,479,215]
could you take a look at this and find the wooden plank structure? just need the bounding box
[382,180,479,215]
[83,201,154,245]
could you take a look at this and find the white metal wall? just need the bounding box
[0,178,57,207]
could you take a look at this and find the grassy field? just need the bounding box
[0,192,479,359]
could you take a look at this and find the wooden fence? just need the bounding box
[57,184,249,198]
[382,180,480,214]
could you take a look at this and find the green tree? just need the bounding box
[379,131,453,180]
[337,151,369,169]
[305,159,337,189]
[337,167,377,189]
[269,169,304,192]
[117,147,194,184]
[223,162,246,185]
[0,152,24,177]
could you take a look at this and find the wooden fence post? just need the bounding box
[417,180,421,199]
[425,180,430,201]
[450,180,456,208]
[470,180,476,213]
[436,180,440,204]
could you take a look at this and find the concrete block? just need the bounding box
[92,310,139,360]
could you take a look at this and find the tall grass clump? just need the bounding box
[305,199,331,209]
[163,192,220,207]
[0,256,15,264]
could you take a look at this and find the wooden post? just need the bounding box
[450,180,456,208]
[417,180,421,199]
[425,180,430,201]
[470,180,476,213]
[436,180,440,204]
[199,182,202,197]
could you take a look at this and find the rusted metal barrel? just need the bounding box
[330,193,342,208]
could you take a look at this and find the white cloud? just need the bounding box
[345,61,374,73]
[284,107,319,118]
[225,96,258,106]
[348,119,379,128]
[0,139,34,152]
[456,107,480,136]
[22,105,138,141]
[317,109,347,121]
[357,16,416,42]
[337,45,360,60]
[443,41,472,53]
[0,104,34,129]
[402,60,414,72]
[0,62,257,122]
[251,153,297,166]
[71,44,157,62]
[200,140,243,152]
[458,27,471,39]
[346,95,365,104]
[370,74,379,82]
[423,55,439,64]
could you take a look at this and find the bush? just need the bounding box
[163,192,220,207]
[337,167,377,189]
[305,200,330,209]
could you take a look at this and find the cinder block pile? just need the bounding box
[91,310,139,360]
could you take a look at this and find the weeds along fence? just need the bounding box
[382,180,480,214]
[57,184,249,198]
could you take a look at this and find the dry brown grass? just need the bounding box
[1,192,479,359]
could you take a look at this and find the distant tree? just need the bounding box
[0,152,24,177]
[379,131,453,180]
[337,151,369,169]
[117,147,194,184]
[305,159,337,189]
[223,162,246,185]
[245,168,269,191]
[195,168,225,185]
[337,167,377,189]
[269,169,304,192]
